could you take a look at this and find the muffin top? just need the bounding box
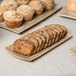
[29,1,44,10]
[14,0,30,5]
[40,0,54,4]
[0,6,5,16]
[1,0,18,10]
[3,10,23,22]
[67,0,76,13]
[17,5,35,16]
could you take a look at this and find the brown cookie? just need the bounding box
[32,33,43,52]
[49,24,63,39]
[51,24,65,38]
[45,25,59,42]
[59,25,67,36]
[42,27,53,46]
[49,25,61,40]
[53,24,64,38]
[13,39,35,56]
[32,31,46,50]
[51,24,67,38]
[36,32,46,50]
[23,34,39,54]
[44,26,57,43]
[38,29,50,48]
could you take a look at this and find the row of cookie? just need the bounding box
[13,24,67,56]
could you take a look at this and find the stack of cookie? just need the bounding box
[13,24,67,56]
[0,0,55,28]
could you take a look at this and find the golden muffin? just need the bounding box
[1,0,18,10]
[40,0,54,10]
[17,5,35,21]
[29,1,44,15]
[0,5,5,22]
[14,0,30,5]
[3,10,23,28]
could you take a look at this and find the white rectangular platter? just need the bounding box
[58,7,76,20]
[70,47,76,56]
[5,33,72,61]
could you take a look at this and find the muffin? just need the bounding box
[40,0,54,11]
[3,10,23,28]
[1,0,18,10]
[29,1,44,15]
[67,0,76,13]
[14,0,30,5]
[0,6,5,22]
[17,5,35,21]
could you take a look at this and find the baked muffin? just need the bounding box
[29,1,44,15]
[14,0,30,5]
[67,0,76,13]
[0,6,5,22]
[1,0,18,10]
[17,5,35,21]
[3,10,23,28]
[40,0,54,11]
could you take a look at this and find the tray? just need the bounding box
[0,4,62,34]
[5,33,72,61]
[58,7,76,20]
[70,47,76,56]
